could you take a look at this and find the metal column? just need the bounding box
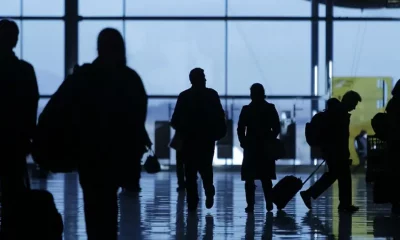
[326,0,333,97]
[311,0,319,117]
[65,0,78,77]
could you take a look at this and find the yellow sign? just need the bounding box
[332,77,392,165]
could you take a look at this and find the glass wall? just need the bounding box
[2,0,400,165]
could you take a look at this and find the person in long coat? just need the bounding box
[237,83,280,213]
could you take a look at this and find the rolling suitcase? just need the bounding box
[272,160,325,210]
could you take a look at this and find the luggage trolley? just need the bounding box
[366,135,388,183]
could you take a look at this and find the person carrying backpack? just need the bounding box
[301,92,362,213]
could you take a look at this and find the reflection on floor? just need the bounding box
[26,172,399,239]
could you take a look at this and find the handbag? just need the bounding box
[143,149,161,174]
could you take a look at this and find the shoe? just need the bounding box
[245,206,254,213]
[266,202,273,212]
[177,186,185,192]
[205,195,214,209]
[300,191,312,210]
[338,205,359,213]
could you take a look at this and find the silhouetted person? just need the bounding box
[338,212,352,240]
[171,68,226,211]
[45,28,149,239]
[385,80,400,214]
[237,83,280,213]
[170,131,185,192]
[354,130,367,169]
[301,91,362,213]
[0,19,39,238]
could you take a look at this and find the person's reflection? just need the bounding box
[262,212,273,240]
[245,213,255,239]
[186,212,199,239]
[301,211,330,237]
[373,215,400,239]
[338,212,352,240]
[203,214,214,240]
[274,210,299,235]
[119,191,143,240]
[176,192,185,240]
[63,173,78,240]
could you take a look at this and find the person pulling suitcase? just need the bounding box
[301,92,362,213]
[237,83,281,213]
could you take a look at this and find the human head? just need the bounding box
[97,28,126,66]
[326,98,341,110]
[250,83,266,102]
[360,130,367,138]
[392,80,400,97]
[0,19,19,51]
[189,68,206,88]
[341,90,362,112]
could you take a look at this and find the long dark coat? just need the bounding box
[237,101,280,181]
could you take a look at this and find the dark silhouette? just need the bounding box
[17,189,64,240]
[119,191,143,240]
[175,192,185,239]
[41,28,149,239]
[237,83,280,213]
[261,212,273,240]
[186,213,199,239]
[301,91,362,213]
[245,213,255,239]
[170,131,185,192]
[354,130,367,170]
[338,212,352,240]
[170,68,226,211]
[0,19,39,238]
[203,214,214,240]
[384,80,400,214]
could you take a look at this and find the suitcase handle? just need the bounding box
[302,160,325,186]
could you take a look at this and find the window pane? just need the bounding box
[78,21,124,64]
[228,22,311,95]
[334,22,400,80]
[79,0,123,16]
[228,0,310,16]
[22,21,64,95]
[0,0,21,16]
[23,0,64,16]
[125,0,225,16]
[125,21,225,95]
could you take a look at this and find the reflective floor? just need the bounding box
[25,171,399,239]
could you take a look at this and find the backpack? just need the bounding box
[32,64,92,173]
[371,112,388,140]
[18,190,64,240]
[305,111,328,147]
